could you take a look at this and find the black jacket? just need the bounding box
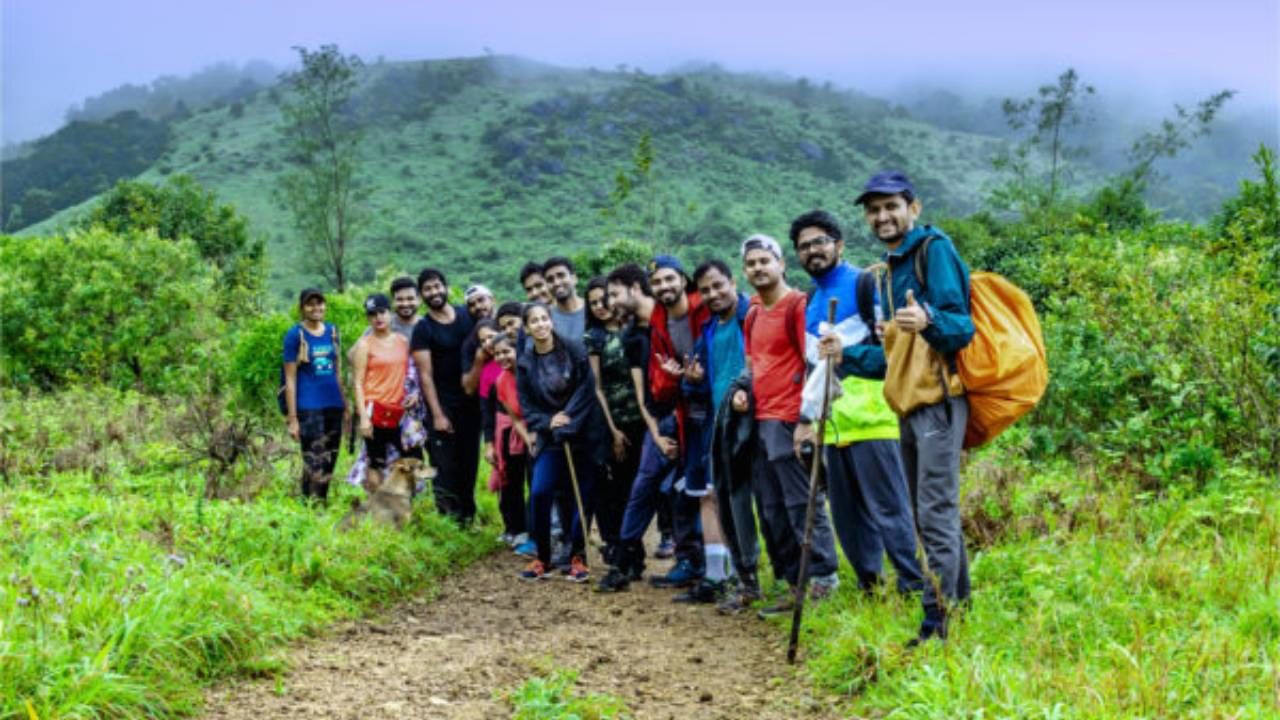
[516,335,604,458]
[710,374,755,490]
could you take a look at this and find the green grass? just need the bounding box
[0,388,498,719]
[785,439,1280,718]
[505,667,632,720]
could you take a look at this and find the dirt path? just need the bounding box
[205,540,847,719]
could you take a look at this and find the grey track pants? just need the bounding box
[899,395,971,617]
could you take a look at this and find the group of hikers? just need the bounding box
[281,170,974,645]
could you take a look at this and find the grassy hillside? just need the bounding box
[22,56,1005,300]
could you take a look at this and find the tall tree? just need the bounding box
[1001,68,1095,205]
[275,45,365,290]
[1126,90,1236,184]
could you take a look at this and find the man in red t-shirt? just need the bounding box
[731,234,839,617]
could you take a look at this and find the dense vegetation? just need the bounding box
[1,60,1276,717]
[12,55,1265,303]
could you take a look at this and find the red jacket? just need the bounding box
[647,290,709,458]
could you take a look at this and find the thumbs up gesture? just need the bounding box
[895,288,930,334]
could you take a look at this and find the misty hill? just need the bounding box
[9,55,1248,298]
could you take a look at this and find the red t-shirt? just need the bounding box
[744,290,807,422]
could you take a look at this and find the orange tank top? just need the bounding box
[363,333,408,406]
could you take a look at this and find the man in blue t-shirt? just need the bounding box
[283,288,348,503]
[679,259,762,612]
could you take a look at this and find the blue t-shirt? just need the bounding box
[283,323,345,411]
[710,317,745,415]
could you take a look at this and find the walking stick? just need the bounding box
[562,440,594,569]
[788,297,839,664]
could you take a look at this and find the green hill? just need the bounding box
[20,56,1007,299]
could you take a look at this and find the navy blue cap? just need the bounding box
[298,287,325,306]
[363,293,391,314]
[855,171,916,205]
[648,254,686,277]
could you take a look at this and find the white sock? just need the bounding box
[705,544,730,582]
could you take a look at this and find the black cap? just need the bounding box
[364,293,391,314]
[854,171,916,205]
[298,287,325,305]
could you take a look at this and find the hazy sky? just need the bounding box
[3,0,1278,144]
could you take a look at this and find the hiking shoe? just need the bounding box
[566,555,590,583]
[519,559,548,581]
[672,578,725,604]
[498,533,514,546]
[654,534,676,559]
[595,566,631,593]
[756,593,796,619]
[716,587,763,615]
[649,559,702,589]
[809,573,839,603]
[513,540,537,558]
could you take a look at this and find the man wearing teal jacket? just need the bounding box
[832,172,974,646]
[790,210,923,595]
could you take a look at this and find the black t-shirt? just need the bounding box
[410,305,475,412]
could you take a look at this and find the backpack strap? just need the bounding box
[913,235,935,291]
[855,270,878,345]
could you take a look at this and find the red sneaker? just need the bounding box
[566,555,590,583]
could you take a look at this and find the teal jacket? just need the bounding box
[846,225,974,380]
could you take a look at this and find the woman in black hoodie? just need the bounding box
[516,302,602,582]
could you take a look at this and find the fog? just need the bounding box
[4,0,1277,144]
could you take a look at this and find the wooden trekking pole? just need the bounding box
[788,297,839,664]
[561,441,594,568]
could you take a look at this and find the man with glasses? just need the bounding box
[791,210,923,597]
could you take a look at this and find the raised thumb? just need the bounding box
[905,289,917,306]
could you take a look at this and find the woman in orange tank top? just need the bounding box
[352,293,417,486]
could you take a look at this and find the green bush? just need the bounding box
[0,228,223,392]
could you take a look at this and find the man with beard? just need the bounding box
[464,284,496,322]
[596,257,706,592]
[412,267,480,525]
[520,262,552,305]
[389,276,421,338]
[731,235,840,617]
[849,171,974,646]
[791,209,923,596]
[542,257,586,343]
[672,259,761,608]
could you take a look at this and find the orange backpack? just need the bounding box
[913,238,1049,449]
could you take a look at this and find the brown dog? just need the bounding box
[340,457,433,530]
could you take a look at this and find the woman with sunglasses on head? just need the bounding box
[516,302,603,582]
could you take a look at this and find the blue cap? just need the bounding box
[648,254,686,277]
[855,171,916,205]
[363,293,391,314]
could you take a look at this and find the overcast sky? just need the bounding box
[3,0,1278,144]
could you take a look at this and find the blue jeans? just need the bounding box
[615,416,703,571]
[530,440,595,566]
[826,440,924,593]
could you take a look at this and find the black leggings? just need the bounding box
[298,408,343,501]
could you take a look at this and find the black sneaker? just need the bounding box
[595,567,631,593]
[654,533,676,559]
[672,578,725,604]
[906,619,948,648]
[649,559,702,589]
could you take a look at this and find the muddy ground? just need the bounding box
[205,535,851,719]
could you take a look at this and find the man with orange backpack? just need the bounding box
[840,171,974,646]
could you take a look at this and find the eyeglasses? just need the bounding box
[796,236,836,253]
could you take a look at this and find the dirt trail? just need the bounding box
[205,539,847,719]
